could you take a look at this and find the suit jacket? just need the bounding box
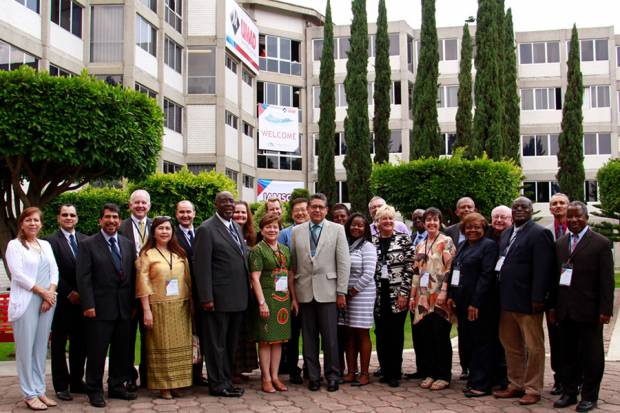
[76,232,136,321]
[443,223,463,248]
[497,220,556,314]
[193,216,249,312]
[119,217,152,256]
[46,230,88,300]
[290,220,350,303]
[554,228,614,323]
[176,226,197,300]
[546,221,567,242]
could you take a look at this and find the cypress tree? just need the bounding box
[343,0,371,214]
[317,0,337,206]
[472,0,503,159]
[372,0,391,164]
[410,0,441,159]
[557,25,585,201]
[454,23,474,157]
[502,8,520,163]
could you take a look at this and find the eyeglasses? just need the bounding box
[60,213,77,218]
[309,205,326,210]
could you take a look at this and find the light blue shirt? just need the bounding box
[100,230,121,254]
[569,225,589,250]
[278,224,295,250]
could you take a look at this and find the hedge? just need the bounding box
[592,159,620,242]
[370,155,522,224]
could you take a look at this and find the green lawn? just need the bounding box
[615,273,620,288]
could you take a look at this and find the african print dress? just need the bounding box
[249,241,292,343]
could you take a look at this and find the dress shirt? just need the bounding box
[100,230,121,255]
[60,228,77,255]
[130,215,148,254]
[569,225,589,251]
[179,225,195,245]
[411,230,428,247]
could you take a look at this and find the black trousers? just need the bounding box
[559,319,605,402]
[457,306,494,391]
[128,307,147,386]
[546,311,563,386]
[85,318,131,396]
[202,310,243,392]
[410,317,427,376]
[457,309,472,373]
[280,312,302,376]
[416,312,452,382]
[374,305,407,381]
[300,301,340,381]
[51,301,86,392]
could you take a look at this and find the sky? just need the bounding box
[284,0,620,32]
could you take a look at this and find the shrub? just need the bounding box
[370,154,522,224]
[592,159,620,242]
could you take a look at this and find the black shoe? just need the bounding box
[405,372,425,380]
[551,383,565,396]
[193,377,209,386]
[209,388,243,397]
[88,394,106,408]
[289,373,303,385]
[388,379,400,388]
[56,390,73,401]
[462,386,471,393]
[125,380,138,393]
[308,380,320,391]
[108,389,138,400]
[554,394,578,408]
[230,386,245,395]
[327,379,339,392]
[459,370,469,380]
[464,389,491,398]
[373,368,382,377]
[70,382,87,394]
[576,400,597,412]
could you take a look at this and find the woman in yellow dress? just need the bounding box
[136,216,193,399]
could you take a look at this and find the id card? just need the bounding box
[495,256,505,272]
[275,275,288,292]
[380,265,389,280]
[451,269,460,286]
[420,272,430,288]
[166,279,179,296]
[559,267,573,286]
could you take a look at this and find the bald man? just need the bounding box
[444,197,476,248]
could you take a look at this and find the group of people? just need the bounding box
[4,189,614,413]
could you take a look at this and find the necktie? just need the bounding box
[310,224,321,256]
[570,234,579,253]
[109,237,122,273]
[138,220,146,246]
[69,234,78,257]
[228,224,242,250]
[556,225,565,239]
[188,230,194,245]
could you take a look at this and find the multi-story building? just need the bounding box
[1,0,619,216]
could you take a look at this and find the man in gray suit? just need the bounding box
[193,191,249,397]
[290,193,350,392]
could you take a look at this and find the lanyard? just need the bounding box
[423,235,439,261]
[131,219,147,244]
[310,224,322,247]
[503,228,520,257]
[155,247,173,272]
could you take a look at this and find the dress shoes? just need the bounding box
[70,382,87,394]
[576,400,597,412]
[231,386,245,395]
[551,383,565,396]
[388,379,400,388]
[55,390,73,401]
[308,380,320,391]
[405,371,425,380]
[88,394,106,408]
[125,380,138,393]
[518,394,541,405]
[553,394,578,408]
[464,389,491,398]
[493,388,525,398]
[108,388,138,400]
[209,388,243,397]
[193,377,209,386]
[327,379,339,392]
[289,373,303,385]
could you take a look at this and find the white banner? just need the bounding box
[258,104,299,153]
[257,180,305,202]
[225,0,259,73]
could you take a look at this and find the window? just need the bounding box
[225,168,238,183]
[257,82,301,112]
[242,122,254,137]
[617,46,620,67]
[187,163,215,174]
[388,33,399,56]
[225,111,238,129]
[368,35,375,58]
[141,0,156,12]
[259,35,302,75]
[0,40,38,71]
[164,98,182,133]
[51,0,82,37]
[407,35,414,72]
[225,54,237,73]
[437,85,458,108]
[96,74,123,85]
[329,37,351,60]
[390,81,402,105]
[583,133,611,155]
[585,180,598,202]
[439,38,458,61]
[520,87,562,110]
[91,5,123,62]
[188,48,215,94]
[519,42,559,64]
[164,37,182,73]
[522,181,559,203]
[335,181,349,203]
[257,134,302,170]
[136,14,156,56]
[521,134,559,157]
[313,39,323,61]
[584,85,610,108]
[577,39,608,61]
[243,175,254,189]
[334,132,347,156]
[49,64,72,77]
[135,82,157,99]
[313,86,321,109]
[241,70,252,86]
[439,133,456,155]
[336,83,346,107]
[389,130,402,153]
[163,161,182,173]
[164,0,182,33]
[14,0,39,13]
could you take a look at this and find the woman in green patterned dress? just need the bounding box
[249,213,299,394]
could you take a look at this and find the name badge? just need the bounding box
[380,264,389,280]
[420,272,430,288]
[451,269,460,286]
[166,279,179,296]
[275,275,288,292]
[495,256,505,272]
[559,265,573,286]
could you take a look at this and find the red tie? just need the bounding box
[570,234,579,253]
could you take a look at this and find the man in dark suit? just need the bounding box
[47,204,88,401]
[175,199,208,386]
[193,191,249,397]
[493,196,555,405]
[118,189,152,391]
[76,203,137,408]
[550,201,614,412]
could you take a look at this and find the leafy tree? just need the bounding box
[592,159,620,242]
[317,0,338,206]
[454,23,474,157]
[0,67,162,268]
[410,0,441,159]
[343,0,371,214]
[556,25,585,201]
[372,0,391,164]
[472,0,503,159]
[502,8,521,162]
